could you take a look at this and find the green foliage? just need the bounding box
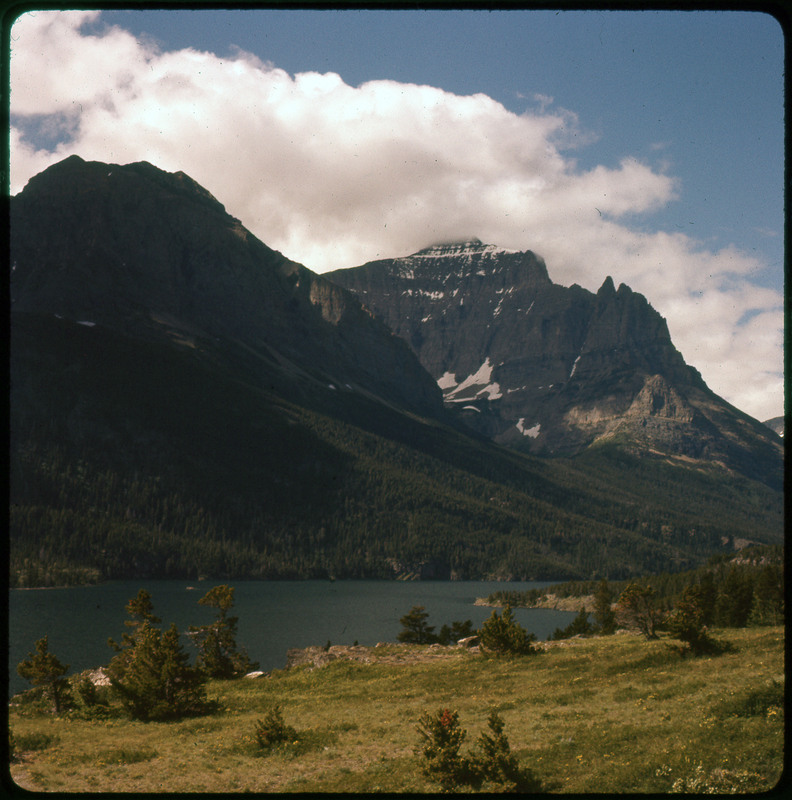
[397,606,437,644]
[437,619,475,645]
[615,584,662,639]
[550,608,593,641]
[478,606,536,655]
[255,704,298,751]
[416,708,542,792]
[9,316,783,587]
[415,707,474,791]
[593,579,616,634]
[666,585,720,656]
[474,710,544,792]
[188,585,258,678]
[106,591,207,721]
[16,636,70,714]
[715,567,755,627]
[492,546,783,637]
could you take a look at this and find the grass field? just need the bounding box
[8,626,784,793]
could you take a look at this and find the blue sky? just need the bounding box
[9,8,784,420]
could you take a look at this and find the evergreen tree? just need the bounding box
[550,608,593,640]
[398,605,438,644]
[188,585,258,678]
[715,568,754,627]
[666,585,714,655]
[593,579,616,634]
[478,606,536,655]
[473,710,543,792]
[696,572,718,626]
[748,565,784,626]
[106,590,206,721]
[437,619,475,645]
[17,636,69,714]
[615,583,662,639]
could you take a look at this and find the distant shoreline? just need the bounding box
[475,593,595,612]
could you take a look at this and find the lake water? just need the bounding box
[8,580,578,697]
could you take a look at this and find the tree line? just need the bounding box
[486,544,783,634]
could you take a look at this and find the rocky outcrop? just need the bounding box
[328,239,783,488]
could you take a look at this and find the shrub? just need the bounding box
[416,708,543,792]
[478,606,536,655]
[415,707,474,790]
[255,704,298,751]
[473,710,544,792]
[666,585,719,656]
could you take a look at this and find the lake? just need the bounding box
[8,580,579,697]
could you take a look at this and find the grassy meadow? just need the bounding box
[8,626,784,793]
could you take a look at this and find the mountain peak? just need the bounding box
[412,238,515,258]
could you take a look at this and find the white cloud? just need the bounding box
[10,10,783,422]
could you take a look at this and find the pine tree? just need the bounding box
[17,636,69,714]
[478,606,536,655]
[666,585,714,655]
[593,579,616,634]
[188,585,258,678]
[715,568,754,627]
[106,590,206,721]
[397,605,438,644]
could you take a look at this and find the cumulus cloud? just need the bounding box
[10,10,783,421]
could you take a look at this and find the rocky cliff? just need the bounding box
[327,239,783,489]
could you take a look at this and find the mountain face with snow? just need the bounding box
[327,239,783,490]
[8,162,783,583]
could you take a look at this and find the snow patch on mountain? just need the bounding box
[437,372,458,390]
[516,419,541,438]
[444,358,503,403]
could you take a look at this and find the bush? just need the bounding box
[666,585,719,656]
[474,710,544,792]
[416,708,543,792]
[478,606,536,655]
[255,704,298,751]
[415,707,475,790]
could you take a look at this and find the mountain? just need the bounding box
[9,160,783,586]
[764,417,784,438]
[326,239,783,490]
[10,156,443,420]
